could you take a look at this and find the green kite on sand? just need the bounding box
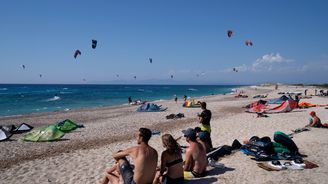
[23,125,65,142]
[55,119,83,133]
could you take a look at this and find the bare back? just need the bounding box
[185,141,207,174]
[130,144,158,184]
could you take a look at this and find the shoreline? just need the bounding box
[0,85,241,118]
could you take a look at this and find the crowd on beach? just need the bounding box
[101,89,327,184]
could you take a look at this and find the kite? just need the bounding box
[233,68,238,72]
[227,30,233,38]
[134,76,137,79]
[116,74,119,77]
[92,40,97,49]
[74,50,81,59]
[245,40,253,46]
[149,58,152,63]
[21,65,26,69]
[170,75,173,79]
[39,74,42,78]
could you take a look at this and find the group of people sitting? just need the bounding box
[101,102,213,184]
[101,127,211,184]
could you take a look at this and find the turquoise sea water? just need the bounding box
[0,84,240,117]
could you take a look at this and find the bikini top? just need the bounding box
[166,158,183,167]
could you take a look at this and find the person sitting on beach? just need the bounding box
[153,134,184,184]
[182,128,207,179]
[101,128,158,184]
[194,127,212,153]
[306,111,322,128]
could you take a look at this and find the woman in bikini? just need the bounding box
[153,134,184,184]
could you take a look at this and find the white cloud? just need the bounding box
[251,53,293,71]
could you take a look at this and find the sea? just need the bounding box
[0,84,240,117]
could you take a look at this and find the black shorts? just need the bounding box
[119,160,135,184]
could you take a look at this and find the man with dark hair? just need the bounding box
[198,102,212,133]
[182,128,207,179]
[101,128,158,184]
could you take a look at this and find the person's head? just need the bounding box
[194,127,202,133]
[309,111,316,117]
[162,134,181,154]
[182,128,197,142]
[137,128,152,144]
[200,102,207,110]
[197,131,208,142]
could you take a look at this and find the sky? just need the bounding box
[0,0,327,85]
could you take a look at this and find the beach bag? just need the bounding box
[274,131,298,154]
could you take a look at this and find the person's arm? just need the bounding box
[159,152,167,175]
[310,117,319,127]
[112,147,135,161]
[183,149,193,171]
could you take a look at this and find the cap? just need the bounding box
[309,111,316,116]
[182,128,196,139]
[197,131,208,141]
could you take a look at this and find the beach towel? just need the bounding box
[257,160,318,171]
[23,125,65,142]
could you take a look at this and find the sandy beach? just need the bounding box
[1,85,328,184]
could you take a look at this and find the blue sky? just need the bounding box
[0,0,327,84]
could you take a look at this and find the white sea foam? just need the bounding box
[188,88,198,91]
[137,89,145,92]
[0,88,8,91]
[62,88,68,90]
[46,96,61,101]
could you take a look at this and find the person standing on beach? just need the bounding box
[183,95,187,101]
[101,128,158,184]
[182,128,207,179]
[198,102,212,134]
[174,95,178,103]
[128,96,132,104]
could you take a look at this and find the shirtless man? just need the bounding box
[182,128,207,179]
[101,128,158,184]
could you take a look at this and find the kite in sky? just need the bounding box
[245,40,253,46]
[74,50,81,59]
[92,40,97,49]
[227,30,233,38]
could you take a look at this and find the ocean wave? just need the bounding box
[46,96,61,102]
[0,88,8,91]
[137,89,145,92]
[62,88,68,90]
[188,88,198,91]
[59,91,73,94]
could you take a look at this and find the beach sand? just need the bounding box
[1,85,328,184]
